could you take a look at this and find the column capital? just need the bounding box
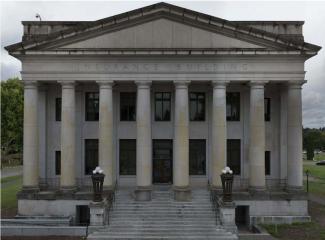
[211,81,230,89]
[23,81,38,89]
[97,81,114,89]
[287,80,306,89]
[58,81,76,89]
[248,81,268,88]
[135,81,152,88]
[174,80,191,89]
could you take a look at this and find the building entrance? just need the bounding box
[153,140,173,184]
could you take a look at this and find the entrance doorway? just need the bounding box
[153,140,173,184]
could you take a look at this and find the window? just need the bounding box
[265,98,271,121]
[85,139,98,175]
[120,93,136,121]
[155,92,171,121]
[189,140,206,175]
[227,139,241,175]
[55,151,61,175]
[119,139,136,175]
[190,93,205,121]
[85,92,99,121]
[227,92,240,121]
[265,151,271,175]
[55,98,61,121]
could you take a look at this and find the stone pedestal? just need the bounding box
[219,201,237,234]
[173,186,191,201]
[135,186,152,201]
[89,200,108,226]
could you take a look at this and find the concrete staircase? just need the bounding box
[87,188,238,240]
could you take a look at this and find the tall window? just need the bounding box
[155,92,171,121]
[264,98,271,121]
[226,92,240,121]
[85,139,98,175]
[55,98,61,121]
[265,151,271,175]
[189,140,206,175]
[227,139,241,175]
[119,140,136,175]
[189,93,205,121]
[120,93,136,121]
[85,92,99,121]
[55,151,61,175]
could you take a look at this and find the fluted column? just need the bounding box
[249,81,267,192]
[211,81,228,189]
[287,81,304,191]
[22,81,39,191]
[60,81,76,192]
[135,81,152,201]
[97,81,114,189]
[173,81,191,201]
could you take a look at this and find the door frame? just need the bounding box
[152,139,173,184]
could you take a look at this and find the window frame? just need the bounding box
[55,150,61,175]
[227,139,241,175]
[119,139,136,175]
[265,151,271,176]
[189,139,206,175]
[154,92,171,121]
[85,92,99,121]
[226,92,240,121]
[264,98,271,122]
[84,139,99,175]
[55,98,61,122]
[120,92,136,121]
[189,92,206,121]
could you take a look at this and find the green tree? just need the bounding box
[1,78,23,163]
[303,128,325,160]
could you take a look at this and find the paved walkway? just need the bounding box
[1,166,22,179]
[309,193,325,205]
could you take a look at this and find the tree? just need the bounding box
[1,78,23,162]
[303,128,325,160]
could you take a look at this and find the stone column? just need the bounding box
[97,81,114,189]
[135,81,152,201]
[22,81,39,191]
[173,81,191,201]
[211,81,228,189]
[60,81,76,192]
[287,81,304,191]
[249,81,267,192]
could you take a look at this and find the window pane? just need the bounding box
[155,92,171,121]
[227,139,241,175]
[227,92,240,121]
[264,98,271,121]
[55,151,61,175]
[190,93,205,121]
[85,139,98,175]
[189,140,206,175]
[119,139,136,175]
[56,98,61,121]
[120,93,136,121]
[265,151,271,175]
[85,92,99,121]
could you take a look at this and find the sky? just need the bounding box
[1,0,324,128]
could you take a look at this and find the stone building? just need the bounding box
[5,2,321,230]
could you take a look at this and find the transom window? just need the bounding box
[155,92,171,121]
[226,92,240,121]
[189,92,205,121]
[189,139,206,175]
[264,98,271,121]
[85,139,98,175]
[227,139,241,175]
[119,139,136,175]
[85,92,99,121]
[120,93,136,121]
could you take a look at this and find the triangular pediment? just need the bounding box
[57,18,265,50]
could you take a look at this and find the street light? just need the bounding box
[221,167,234,202]
[91,167,105,202]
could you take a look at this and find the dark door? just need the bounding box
[153,140,172,184]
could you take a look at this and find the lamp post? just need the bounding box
[220,167,234,202]
[91,167,105,202]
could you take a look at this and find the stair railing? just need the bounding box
[209,188,221,225]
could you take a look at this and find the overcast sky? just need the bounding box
[1,1,324,128]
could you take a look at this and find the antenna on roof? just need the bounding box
[35,13,42,21]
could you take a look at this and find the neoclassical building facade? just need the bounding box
[6,2,321,223]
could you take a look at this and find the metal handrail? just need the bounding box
[209,189,220,225]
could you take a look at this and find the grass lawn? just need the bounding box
[1,175,22,217]
[314,152,325,161]
[303,161,325,179]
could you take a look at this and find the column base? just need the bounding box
[287,185,304,193]
[249,186,268,198]
[21,186,40,193]
[173,186,191,201]
[135,186,152,201]
[60,186,78,195]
